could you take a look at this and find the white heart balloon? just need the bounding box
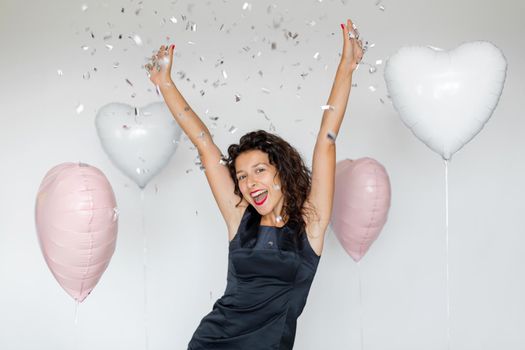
[95,102,182,188]
[384,41,507,160]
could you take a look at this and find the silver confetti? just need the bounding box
[76,104,84,114]
[129,33,143,46]
[321,105,335,110]
[369,66,377,74]
[83,71,90,80]
[57,69,63,76]
[327,130,337,142]
[261,87,270,94]
[113,62,120,68]
[229,126,237,133]
[105,44,113,50]
[81,4,88,11]
[222,69,228,79]
[275,215,282,222]
[81,45,89,51]
[170,16,178,23]
[257,109,270,120]
[375,59,383,65]
[235,94,241,102]
[313,52,320,60]
[368,85,377,92]
[242,2,252,10]
[126,78,133,86]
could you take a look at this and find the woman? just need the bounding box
[146,18,364,350]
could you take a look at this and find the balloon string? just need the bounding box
[74,300,79,350]
[444,159,450,350]
[141,189,149,350]
[357,260,364,350]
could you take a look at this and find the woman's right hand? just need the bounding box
[145,44,175,86]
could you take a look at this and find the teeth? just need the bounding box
[251,190,267,197]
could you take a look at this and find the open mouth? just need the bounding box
[252,190,268,205]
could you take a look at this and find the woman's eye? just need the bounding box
[256,168,264,173]
[238,175,245,180]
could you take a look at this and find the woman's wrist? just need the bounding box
[338,59,355,76]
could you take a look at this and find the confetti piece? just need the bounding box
[113,62,120,68]
[81,4,88,11]
[261,87,270,94]
[83,72,90,80]
[105,44,113,50]
[257,109,270,120]
[369,66,377,74]
[235,94,241,102]
[76,104,84,114]
[222,69,228,79]
[313,52,320,60]
[242,2,252,10]
[375,59,383,65]
[368,85,377,92]
[321,105,335,110]
[229,126,237,133]
[57,69,63,76]
[327,131,337,142]
[129,33,143,46]
[81,45,89,51]
[126,78,133,86]
[170,16,178,23]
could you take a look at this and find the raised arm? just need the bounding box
[146,45,246,237]
[305,19,364,248]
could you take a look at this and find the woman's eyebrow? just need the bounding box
[236,162,267,174]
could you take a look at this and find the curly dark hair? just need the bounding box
[226,130,316,236]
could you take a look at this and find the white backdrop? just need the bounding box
[1,0,524,349]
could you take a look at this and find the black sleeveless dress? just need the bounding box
[187,204,321,350]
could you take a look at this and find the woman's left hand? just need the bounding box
[340,18,364,72]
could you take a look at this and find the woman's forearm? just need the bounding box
[159,79,213,149]
[318,60,354,139]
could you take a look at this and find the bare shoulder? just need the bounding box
[227,198,250,242]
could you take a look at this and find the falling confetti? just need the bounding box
[368,85,377,92]
[170,16,178,23]
[376,59,383,65]
[129,33,143,46]
[57,69,63,76]
[81,4,88,11]
[229,126,237,133]
[257,109,270,120]
[105,44,114,50]
[81,45,89,51]
[369,66,377,74]
[327,131,337,142]
[313,52,320,60]
[321,105,335,110]
[76,104,84,114]
[83,72,91,80]
[235,94,241,102]
[261,87,270,94]
[113,62,120,68]
[242,2,252,10]
[222,69,228,79]
[126,78,133,86]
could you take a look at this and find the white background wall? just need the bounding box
[1,0,524,349]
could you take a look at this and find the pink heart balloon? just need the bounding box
[35,162,118,302]
[331,158,391,262]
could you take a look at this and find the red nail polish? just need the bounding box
[170,44,175,49]
[340,23,345,30]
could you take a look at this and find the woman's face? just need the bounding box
[235,149,283,214]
